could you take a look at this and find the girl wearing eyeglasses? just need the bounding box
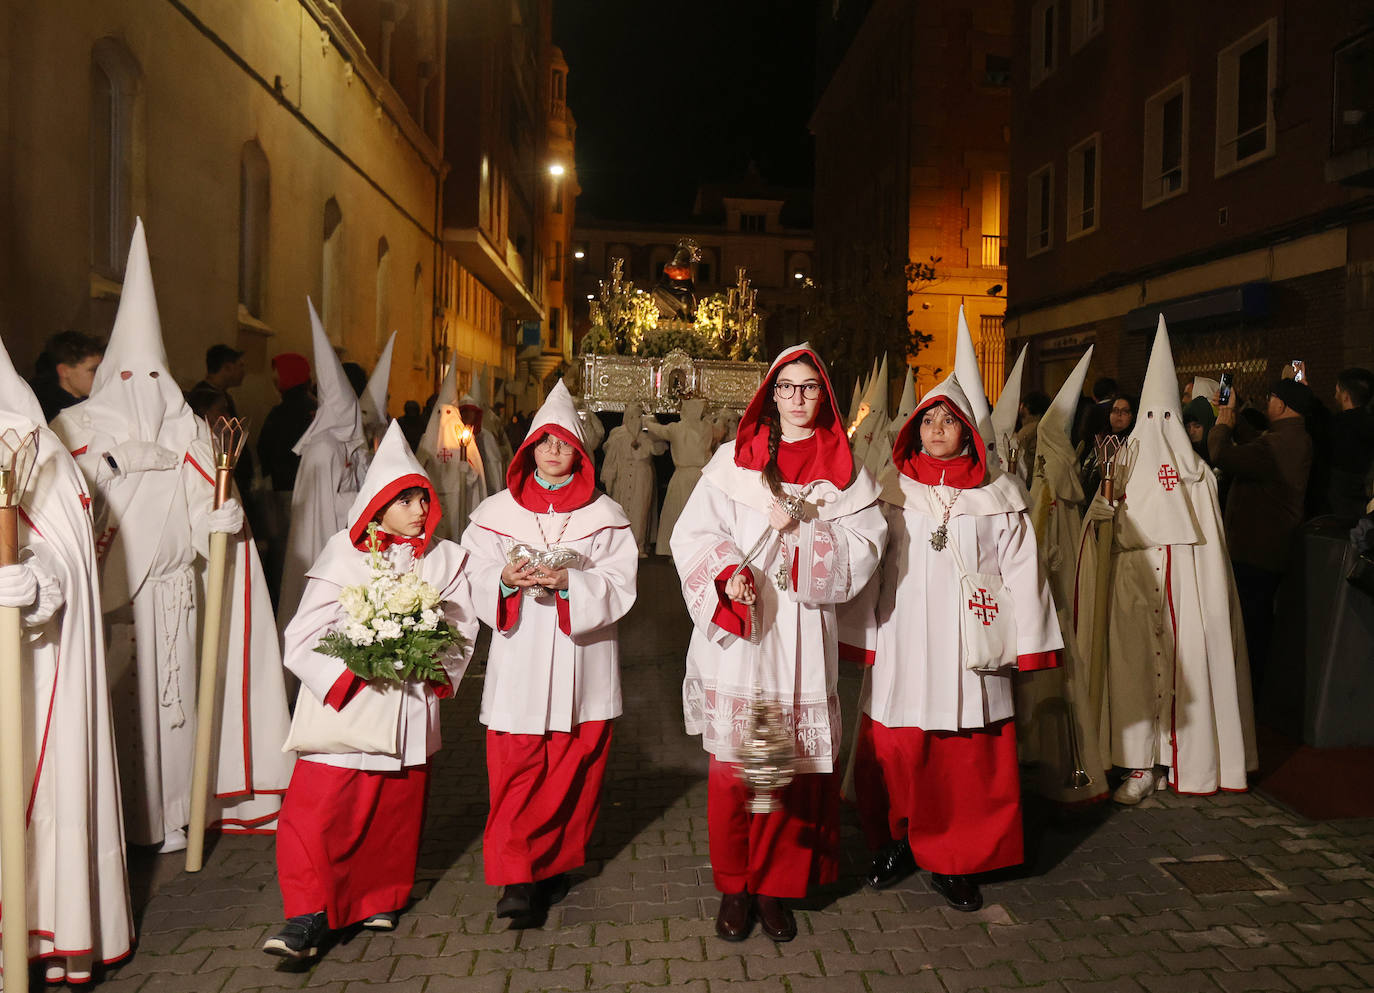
[461,381,639,927]
[670,344,887,943]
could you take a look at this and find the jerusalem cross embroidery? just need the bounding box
[1157,464,1180,491]
[437,448,454,463]
[967,588,999,626]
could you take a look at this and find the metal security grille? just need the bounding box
[1172,324,1274,404]
[979,315,1007,403]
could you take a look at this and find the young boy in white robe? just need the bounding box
[266,422,478,959]
[461,381,638,926]
[672,344,886,943]
[844,372,1061,913]
[0,339,133,984]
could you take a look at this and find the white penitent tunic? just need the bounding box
[462,492,638,734]
[278,438,365,629]
[672,444,886,775]
[601,416,665,554]
[284,534,478,770]
[859,470,1061,732]
[422,449,487,542]
[649,399,715,555]
[0,408,132,982]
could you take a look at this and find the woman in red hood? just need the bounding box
[670,344,887,943]
[842,373,1061,913]
[461,381,639,927]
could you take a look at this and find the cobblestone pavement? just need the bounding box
[97,562,1374,993]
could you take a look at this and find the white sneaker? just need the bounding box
[1113,768,1159,805]
[159,828,188,854]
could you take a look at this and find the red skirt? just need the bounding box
[707,758,839,898]
[853,715,1023,875]
[483,720,612,885]
[276,759,428,928]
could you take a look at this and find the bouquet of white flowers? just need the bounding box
[316,523,465,684]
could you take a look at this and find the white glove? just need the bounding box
[1082,493,1117,525]
[206,498,245,535]
[106,440,181,475]
[0,563,38,609]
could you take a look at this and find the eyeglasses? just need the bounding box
[773,382,823,400]
[535,436,575,455]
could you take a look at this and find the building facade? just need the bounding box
[812,0,1014,403]
[1008,0,1374,402]
[1,0,449,430]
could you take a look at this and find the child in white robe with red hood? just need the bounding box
[461,381,638,925]
[266,421,478,960]
[844,370,1061,913]
[671,344,886,943]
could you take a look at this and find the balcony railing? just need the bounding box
[981,234,1008,268]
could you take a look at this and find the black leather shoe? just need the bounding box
[755,895,796,942]
[539,873,571,908]
[715,891,752,942]
[496,883,538,918]
[930,873,983,912]
[865,838,917,890]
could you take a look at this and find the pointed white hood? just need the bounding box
[894,365,917,427]
[954,306,997,467]
[991,343,1028,446]
[360,331,396,433]
[80,218,194,447]
[521,379,586,450]
[0,333,45,427]
[419,360,459,457]
[1035,346,1093,501]
[293,298,365,456]
[1117,316,1202,548]
[846,377,864,430]
[346,419,440,553]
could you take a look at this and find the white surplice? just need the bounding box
[601,405,665,554]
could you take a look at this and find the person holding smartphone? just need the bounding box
[1208,376,1314,690]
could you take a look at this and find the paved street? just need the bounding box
[98,561,1374,993]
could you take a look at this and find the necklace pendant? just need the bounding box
[929,524,949,551]
[774,559,790,591]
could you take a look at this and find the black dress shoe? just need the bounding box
[930,873,983,912]
[715,891,752,942]
[539,873,571,908]
[865,838,917,890]
[496,882,538,918]
[755,895,796,942]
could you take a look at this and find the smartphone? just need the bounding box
[1291,360,1305,383]
[1218,372,1234,406]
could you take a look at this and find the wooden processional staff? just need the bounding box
[186,418,248,873]
[0,427,40,993]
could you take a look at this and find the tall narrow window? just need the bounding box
[548,307,561,350]
[322,198,344,343]
[376,237,392,351]
[1070,0,1104,51]
[1026,163,1054,257]
[1030,0,1058,87]
[90,40,141,277]
[239,141,270,318]
[1143,76,1189,206]
[412,263,426,370]
[1067,134,1100,240]
[551,240,563,281]
[1216,20,1278,175]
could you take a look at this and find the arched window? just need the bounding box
[90,39,141,277]
[238,140,270,318]
[322,198,344,343]
[411,263,426,371]
[375,236,392,350]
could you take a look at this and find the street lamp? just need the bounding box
[574,249,585,260]
[793,271,805,280]
[548,163,565,177]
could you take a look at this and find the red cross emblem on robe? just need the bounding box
[967,587,999,626]
[437,449,454,463]
[1157,464,1180,491]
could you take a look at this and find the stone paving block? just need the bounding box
[1086,952,1167,981]
[139,967,235,992]
[357,936,448,962]
[962,938,1038,968]
[1033,936,1109,961]
[339,979,426,993]
[219,964,313,992]
[625,936,706,963]
[788,973,871,993]
[1137,973,1225,993]
[892,945,971,973]
[307,952,395,986]
[561,903,636,926]
[391,952,478,981]
[702,978,788,993]
[436,929,522,953]
[1289,940,1367,966]
[1153,948,1242,973]
[863,968,948,993]
[423,974,510,993]
[596,921,667,944]
[743,950,822,979]
[669,954,746,982]
[1168,926,1247,951]
[554,940,627,968]
[507,964,588,993]
[637,896,705,921]
[847,928,922,953]
[936,964,1022,993]
[588,959,670,986]
[1013,955,1096,984]
[666,917,718,941]
[1293,918,1372,943]
[1063,979,1148,993]
[1275,963,1364,989]
[472,948,546,974]
[817,949,896,975]
[1212,967,1297,992]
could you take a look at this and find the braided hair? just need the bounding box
[760,353,822,501]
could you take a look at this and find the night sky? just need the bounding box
[552,1,818,223]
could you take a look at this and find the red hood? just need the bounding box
[507,422,596,512]
[734,344,854,488]
[894,384,989,488]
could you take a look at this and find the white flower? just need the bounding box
[373,618,403,641]
[386,584,421,615]
[417,607,440,631]
[401,615,416,628]
[417,582,441,611]
[340,585,375,623]
[344,621,376,646]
